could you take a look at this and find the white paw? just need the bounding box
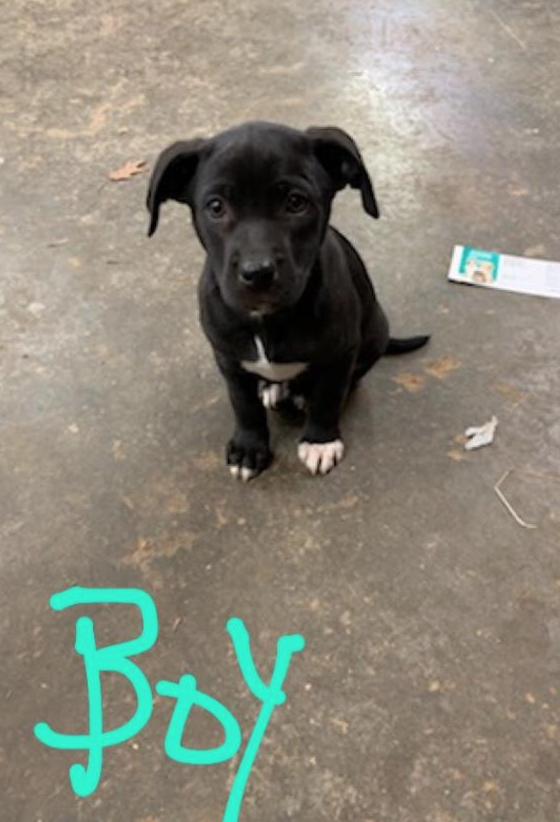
[229,464,256,482]
[259,381,289,409]
[298,440,345,475]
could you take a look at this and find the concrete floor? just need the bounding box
[2,0,560,820]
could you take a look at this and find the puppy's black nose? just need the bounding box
[239,259,276,290]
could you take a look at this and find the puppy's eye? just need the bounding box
[206,197,226,218]
[286,192,309,214]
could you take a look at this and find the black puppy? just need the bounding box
[147,122,428,480]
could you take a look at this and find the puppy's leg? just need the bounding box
[352,301,389,386]
[216,357,272,481]
[298,352,355,476]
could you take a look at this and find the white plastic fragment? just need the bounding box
[464,416,498,451]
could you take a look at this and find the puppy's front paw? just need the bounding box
[298,439,344,476]
[227,433,272,482]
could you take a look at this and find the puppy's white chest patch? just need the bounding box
[241,336,307,382]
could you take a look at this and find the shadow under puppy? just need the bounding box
[147,122,428,480]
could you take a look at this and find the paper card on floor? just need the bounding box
[448,245,560,300]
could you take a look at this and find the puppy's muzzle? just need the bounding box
[238,258,277,292]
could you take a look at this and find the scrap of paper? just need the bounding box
[464,416,499,451]
[448,245,560,300]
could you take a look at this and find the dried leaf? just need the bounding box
[109,159,147,181]
[392,372,425,393]
[496,381,525,404]
[425,356,462,379]
[447,449,465,462]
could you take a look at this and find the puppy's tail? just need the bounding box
[385,335,430,355]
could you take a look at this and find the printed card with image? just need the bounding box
[448,245,560,300]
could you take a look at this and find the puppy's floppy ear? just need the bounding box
[306,126,379,218]
[146,139,206,236]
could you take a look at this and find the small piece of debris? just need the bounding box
[68,422,79,434]
[27,301,46,318]
[109,159,147,181]
[330,717,349,734]
[488,8,527,51]
[525,692,536,704]
[340,610,351,627]
[495,471,534,528]
[464,416,498,450]
[508,184,529,197]
[494,468,560,530]
[46,238,69,248]
[111,439,124,460]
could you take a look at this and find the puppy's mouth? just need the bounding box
[249,305,275,317]
[232,279,295,316]
[219,282,283,316]
[237,273,312,317]
[242,295,282,317]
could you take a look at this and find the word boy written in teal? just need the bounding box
[34,587,305,822]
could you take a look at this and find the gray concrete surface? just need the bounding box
[2,0,560,820]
